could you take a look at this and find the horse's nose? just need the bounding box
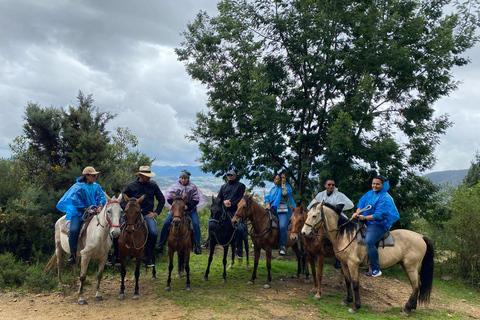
[232,220,238,228]
[290,234,298,241]
[111,228,120,238]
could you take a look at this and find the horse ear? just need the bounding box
[105,193,111,202]
[137,195,146,203]
[248,193,254,200]
[182,193,187,200]
[116,193,123,202]
[289,204,295,211]
[123,194,130,202]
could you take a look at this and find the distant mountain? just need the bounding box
[423,169,469,186]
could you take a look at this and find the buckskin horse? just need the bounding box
[302,201,434,315]
[290,204,335,300]
[118,194,147,300]
[165,193,192,292]
[232,193,305,289]
[203,195,249,283]
[44,193,122,305]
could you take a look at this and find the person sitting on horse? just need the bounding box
[352,175,400,277]
[110,165,165,268]
[212,167,246,258]
[157,169,207,255]
[307,178,354,268]
[265,173,296,256]
[56,166,106,265]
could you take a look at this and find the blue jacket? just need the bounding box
[56,177,106,221]
[357,180,399,231]
[264,183,296,213]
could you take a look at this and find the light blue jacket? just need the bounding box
[264,182,296,213]
[56,177,106,221]
[357,180,399,231]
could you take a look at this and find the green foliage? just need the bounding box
[443,182,480,287]
[463,151,480,188]
[177,0,478,206]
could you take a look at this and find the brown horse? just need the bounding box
[165,193,192,292]
[302,201,434,315]
[290,204,335,300]
[118,194,147,300]
[232,194,304,289]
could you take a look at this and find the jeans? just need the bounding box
[144,215,158,259]
[160,210,201,245]
[278,211,292,247]
[68,215,82,256]
[365,224,387,271]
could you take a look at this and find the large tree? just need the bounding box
[177,0,479,200]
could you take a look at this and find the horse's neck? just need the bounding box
[86,209,109,240]
[323,210,340,241]
[249,202,268,229]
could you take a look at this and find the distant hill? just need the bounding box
[423,169,468,186]
[151,165,212,178]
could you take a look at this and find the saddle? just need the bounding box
[268,208,279,229]
[61,215,94,238]
[356,222,395,247]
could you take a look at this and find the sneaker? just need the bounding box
[66,255,76,264]
[144,258,155,268]
[365,270,371,276]
[201,239,210,249]
[194,246,202,255]
[371,269,382,277]
[236,250,243,259]
[279,246,286,256]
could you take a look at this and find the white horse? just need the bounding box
[45,193,122,305]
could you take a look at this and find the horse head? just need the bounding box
[231,193,253,228]
[104,193,123,238]
[301,200,325,237]
[209,195,224,230]
[171,192,187,227]
[123,194,145,234]
[290,203,305,241]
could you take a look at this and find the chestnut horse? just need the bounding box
[44,193,122,305]
[290,204,335,300]
[165,193,192,292]
[302,201,434,315]
[118,194,147,300]
[203,195,249,283]
[232,194,304,289]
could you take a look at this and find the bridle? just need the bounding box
[120,199,147,249]
[235,195,272,239]
[169,198,190,242]
[210,202,237,246]
[94,200,121,229]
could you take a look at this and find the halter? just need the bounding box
[169,197,190,242]
[235,195,272,239]
[95,200,121,229]
[121,199,148,249]
[210,202,237,247]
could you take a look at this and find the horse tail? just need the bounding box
[419,236,434,305]
[43,253,57,273]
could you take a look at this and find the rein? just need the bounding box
[236,197,272,239]
[93,200,121,229]
[121,200,148,250]
[211,203,237,247]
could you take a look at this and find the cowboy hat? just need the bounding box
[135,165,156,177]
[82,166,100,175]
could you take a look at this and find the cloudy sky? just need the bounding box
[1,0,479,173]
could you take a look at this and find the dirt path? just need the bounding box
[1,269,479,320]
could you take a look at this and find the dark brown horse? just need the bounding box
[232,194,304,289]
[165,193,192,292]
[290,204,335,300]
[118,194,147,300]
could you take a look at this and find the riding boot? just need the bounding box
[107,238,120,266]
[66,254,76,264]
[201,237,210,249]
[156,235,167,254]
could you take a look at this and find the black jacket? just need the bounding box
[121,178,165,215]
[218,179,246,213]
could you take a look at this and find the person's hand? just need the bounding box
[147,212,157,219]
[266,204,271,210]
[352,212,359,219]
[224,200,232,207]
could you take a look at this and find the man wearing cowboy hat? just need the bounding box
[110,165,165,267]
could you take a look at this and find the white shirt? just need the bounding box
[307,187,354,211]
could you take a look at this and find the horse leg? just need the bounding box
[244,233,249,269]
[306,254,315,289]
[340,265,353,307]
[165,249,174,292]
[77,254,91,305]
[55,243,63,288]
[313,254,325,300]
[222,245,228,283]
[264,247,272,289]
[185,250,191,292]
[203,243,215,282]
[401,263,420,316]
[133,258,141,300]
[118,261,126,300]
[292,243,302,278]
[177,251,185,278]
[248,245,260,285]
[227,242,235,270]
[93,254,107,301]
[346,267,361,313]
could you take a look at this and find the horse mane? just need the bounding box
[322,202,356,239]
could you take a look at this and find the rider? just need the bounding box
[215,167,246,258]
[307,178,354,268]
[56,166,106,265]
[157,169,207,255]
[265,173,296,256]
[109,165,165,268]
[352,175,400,277]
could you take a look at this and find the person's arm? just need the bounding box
[230,183,246,207]
[154,185,166,215]
[185,200,199,211]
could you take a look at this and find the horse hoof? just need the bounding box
[165,287,171,292]
[305,279,311,284]
[185,287,191,292]
[348,307,357,314]
[340,301,349,306]
[132,295,139,300]
[94,296,102,301]
[401,309,411,317]
[309,289,317,294]
[227,265,233,270]
[314,295,321,300]
[78,300,87,305]
[247,281,254,285]
[203,276,208,282]
[263,284,271,289]
[118,294,125,300]
[221,279,226,283]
